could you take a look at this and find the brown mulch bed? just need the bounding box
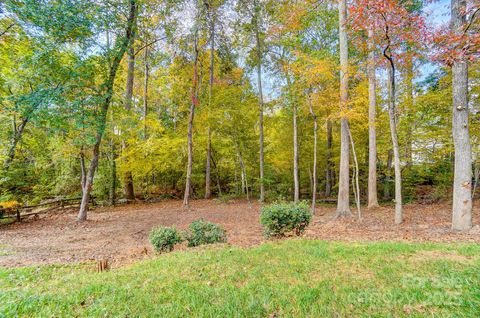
[0,199,479,268]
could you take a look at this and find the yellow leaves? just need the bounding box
[0,201,19,209]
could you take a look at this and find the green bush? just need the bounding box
[149,226,184,253]
[260,202,312,238]
[186,220,227,247]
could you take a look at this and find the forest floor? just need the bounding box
[1,199,479,267]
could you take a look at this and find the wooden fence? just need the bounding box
[0,197,95,222]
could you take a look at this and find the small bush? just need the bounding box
[186,220,227,247]
[260,202,312,238]
[149,226,184,253]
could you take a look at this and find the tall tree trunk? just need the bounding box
[384,149,393,200]
[451,0,472,231]
[205,130,212,199]
[78,0,137,221]
[80,149,86,189]
[205,9,215,199]
[325,119,333,197]
[308,93,318,214]
[143,46,149,139]
[183,30,200,209]
[348,126,361,219]
[336,0,351,217]
[122,35,136,202]
[367,28,379,209]
[237,145,250,202]
[109,135,117,206]
[254,1,265,202]
[386,63,403,224]
[405,53,414,167]
[287,75,299,203]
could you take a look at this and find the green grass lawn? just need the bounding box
[1,240,479,317]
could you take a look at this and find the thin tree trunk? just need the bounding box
[80,149,86,189]
[143,46,149,139]
[78,0,136,221]
[287,74,299,203]
[336,0,351,217]
[238,147,250,202]
[122,35,136,201]
[384,149,393,200]
[254,0,265,202]
[183,29,200,209]
[308,93,318,214]
[325,119,333,197]
[211,151,222,196]
[205,6,215,199]
[367,28,379,209]
[348,126,361,220]
[205,130,212,198]
[386,63,403,224]
[451,0,472,231]
[109,137,117,205]
[405,53,414,167]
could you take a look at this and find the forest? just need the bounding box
[0,0,480,316]
[0,0,479,227]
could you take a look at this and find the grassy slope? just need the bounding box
[1,240,479,317]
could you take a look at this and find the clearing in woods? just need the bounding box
[0,199,479,267]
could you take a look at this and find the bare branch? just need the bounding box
[0,23,15,38]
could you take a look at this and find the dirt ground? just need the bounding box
[1,199,479,268]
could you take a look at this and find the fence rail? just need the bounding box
[0,197,95,222]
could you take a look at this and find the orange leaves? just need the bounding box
[349,0,429,66]
[432,3,480,65]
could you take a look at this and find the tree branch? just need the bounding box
[134,37,166,56]
[0,23,15,38]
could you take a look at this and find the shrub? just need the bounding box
[149,226,183,253]
[260,202,312,238]
[185,220,227,247]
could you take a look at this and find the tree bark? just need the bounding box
[384,149,393,200]
[80,149,86,190]
[205,9,215,199]
[308,93,318,214]
[122,36,136,202]
[386,63,403,224]
[254,0,265,202]
[109,136,117,206]
[367,28,379,209]
[143,46,149,139]
[205,130,212,199]
[451,0,472,231]
[77,0,137,221]
[325,119,333,197]
[211,150,222,196]
[336,0,351,217]
[183,29,200,209]
[348,126,361,220]
[237,145,250,202]
[287,74,299,203]
[405,53,414,167]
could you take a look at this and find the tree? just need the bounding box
[336,0,351,217]
[122,31,137,202]
[351,0,427,223]
[183,14,201,209]
[447,0,478,230]
[367,28,379,208]
[78,0,137,221]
